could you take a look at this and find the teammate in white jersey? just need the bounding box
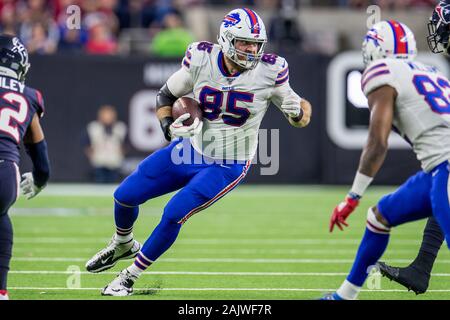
[85,8,312,296]
[321,20,450,300]
[377,2,450,294]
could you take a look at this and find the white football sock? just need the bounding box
[336,280,361,300]
[126,263,144,278]
[115,232,133,244]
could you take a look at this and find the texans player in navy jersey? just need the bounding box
[0,35,50,300]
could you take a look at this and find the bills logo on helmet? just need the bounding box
[223,13,241,28]
[365,29,384,46]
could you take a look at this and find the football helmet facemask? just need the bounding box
[427,1,450,55]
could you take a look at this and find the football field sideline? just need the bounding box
[33,184,399,197]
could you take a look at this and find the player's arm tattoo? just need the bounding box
[358,85,396,177]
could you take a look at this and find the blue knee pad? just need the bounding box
[113,184,137,207]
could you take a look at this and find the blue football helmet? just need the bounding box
[427,1,450,54]
[0,35,30,82]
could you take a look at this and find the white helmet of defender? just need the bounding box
[362,20,417,66]
[217,8,267,69]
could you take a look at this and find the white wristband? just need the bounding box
[350,172,373,197]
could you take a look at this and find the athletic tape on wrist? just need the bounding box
[350,172,373,197]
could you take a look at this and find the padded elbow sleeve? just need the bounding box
[156,83,178,110]
[156,83,177,141]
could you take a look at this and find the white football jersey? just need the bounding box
[362,58,450,172]
[166,41,300,161]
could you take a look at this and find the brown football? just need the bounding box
[172,97,203,126]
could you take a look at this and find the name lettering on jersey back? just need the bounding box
[407,62,438,74]
[0,76,25,93]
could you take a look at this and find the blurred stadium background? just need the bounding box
[5,0,450,299]
[2,0,440,185]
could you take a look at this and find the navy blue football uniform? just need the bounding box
[0,34,50,297]
[0,75,45,292]
[0,75,45,215]
[0,76,44,164]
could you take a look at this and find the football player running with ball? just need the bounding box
[0,35,50,300]
[86,8,312,296]
[322,20,450,300]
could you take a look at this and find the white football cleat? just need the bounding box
[0,290,9,300]
[101,269,137,296]
[85,234,141,273]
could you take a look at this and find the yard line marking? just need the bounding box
[8,270,450,277]
[27,184,118,196]
[8,287,450,293]
[10,271,348,276]
[10,208,162,217]
[22,183,396,197]
[13,237,423,245]
[14,257,86,262]
[12,257,450,264]
[12,247,428,255]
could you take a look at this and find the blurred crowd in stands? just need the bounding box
[0,0,437,57]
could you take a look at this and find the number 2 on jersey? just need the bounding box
[0,92,29,143]
[199,87,252,126]
[413,75,450,114]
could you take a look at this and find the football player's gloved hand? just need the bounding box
[329,193,360,232]
[169,113,203,138]
[281,95,302,118]
[20,172,45,200]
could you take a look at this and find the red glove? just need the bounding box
[329,194,360,232]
